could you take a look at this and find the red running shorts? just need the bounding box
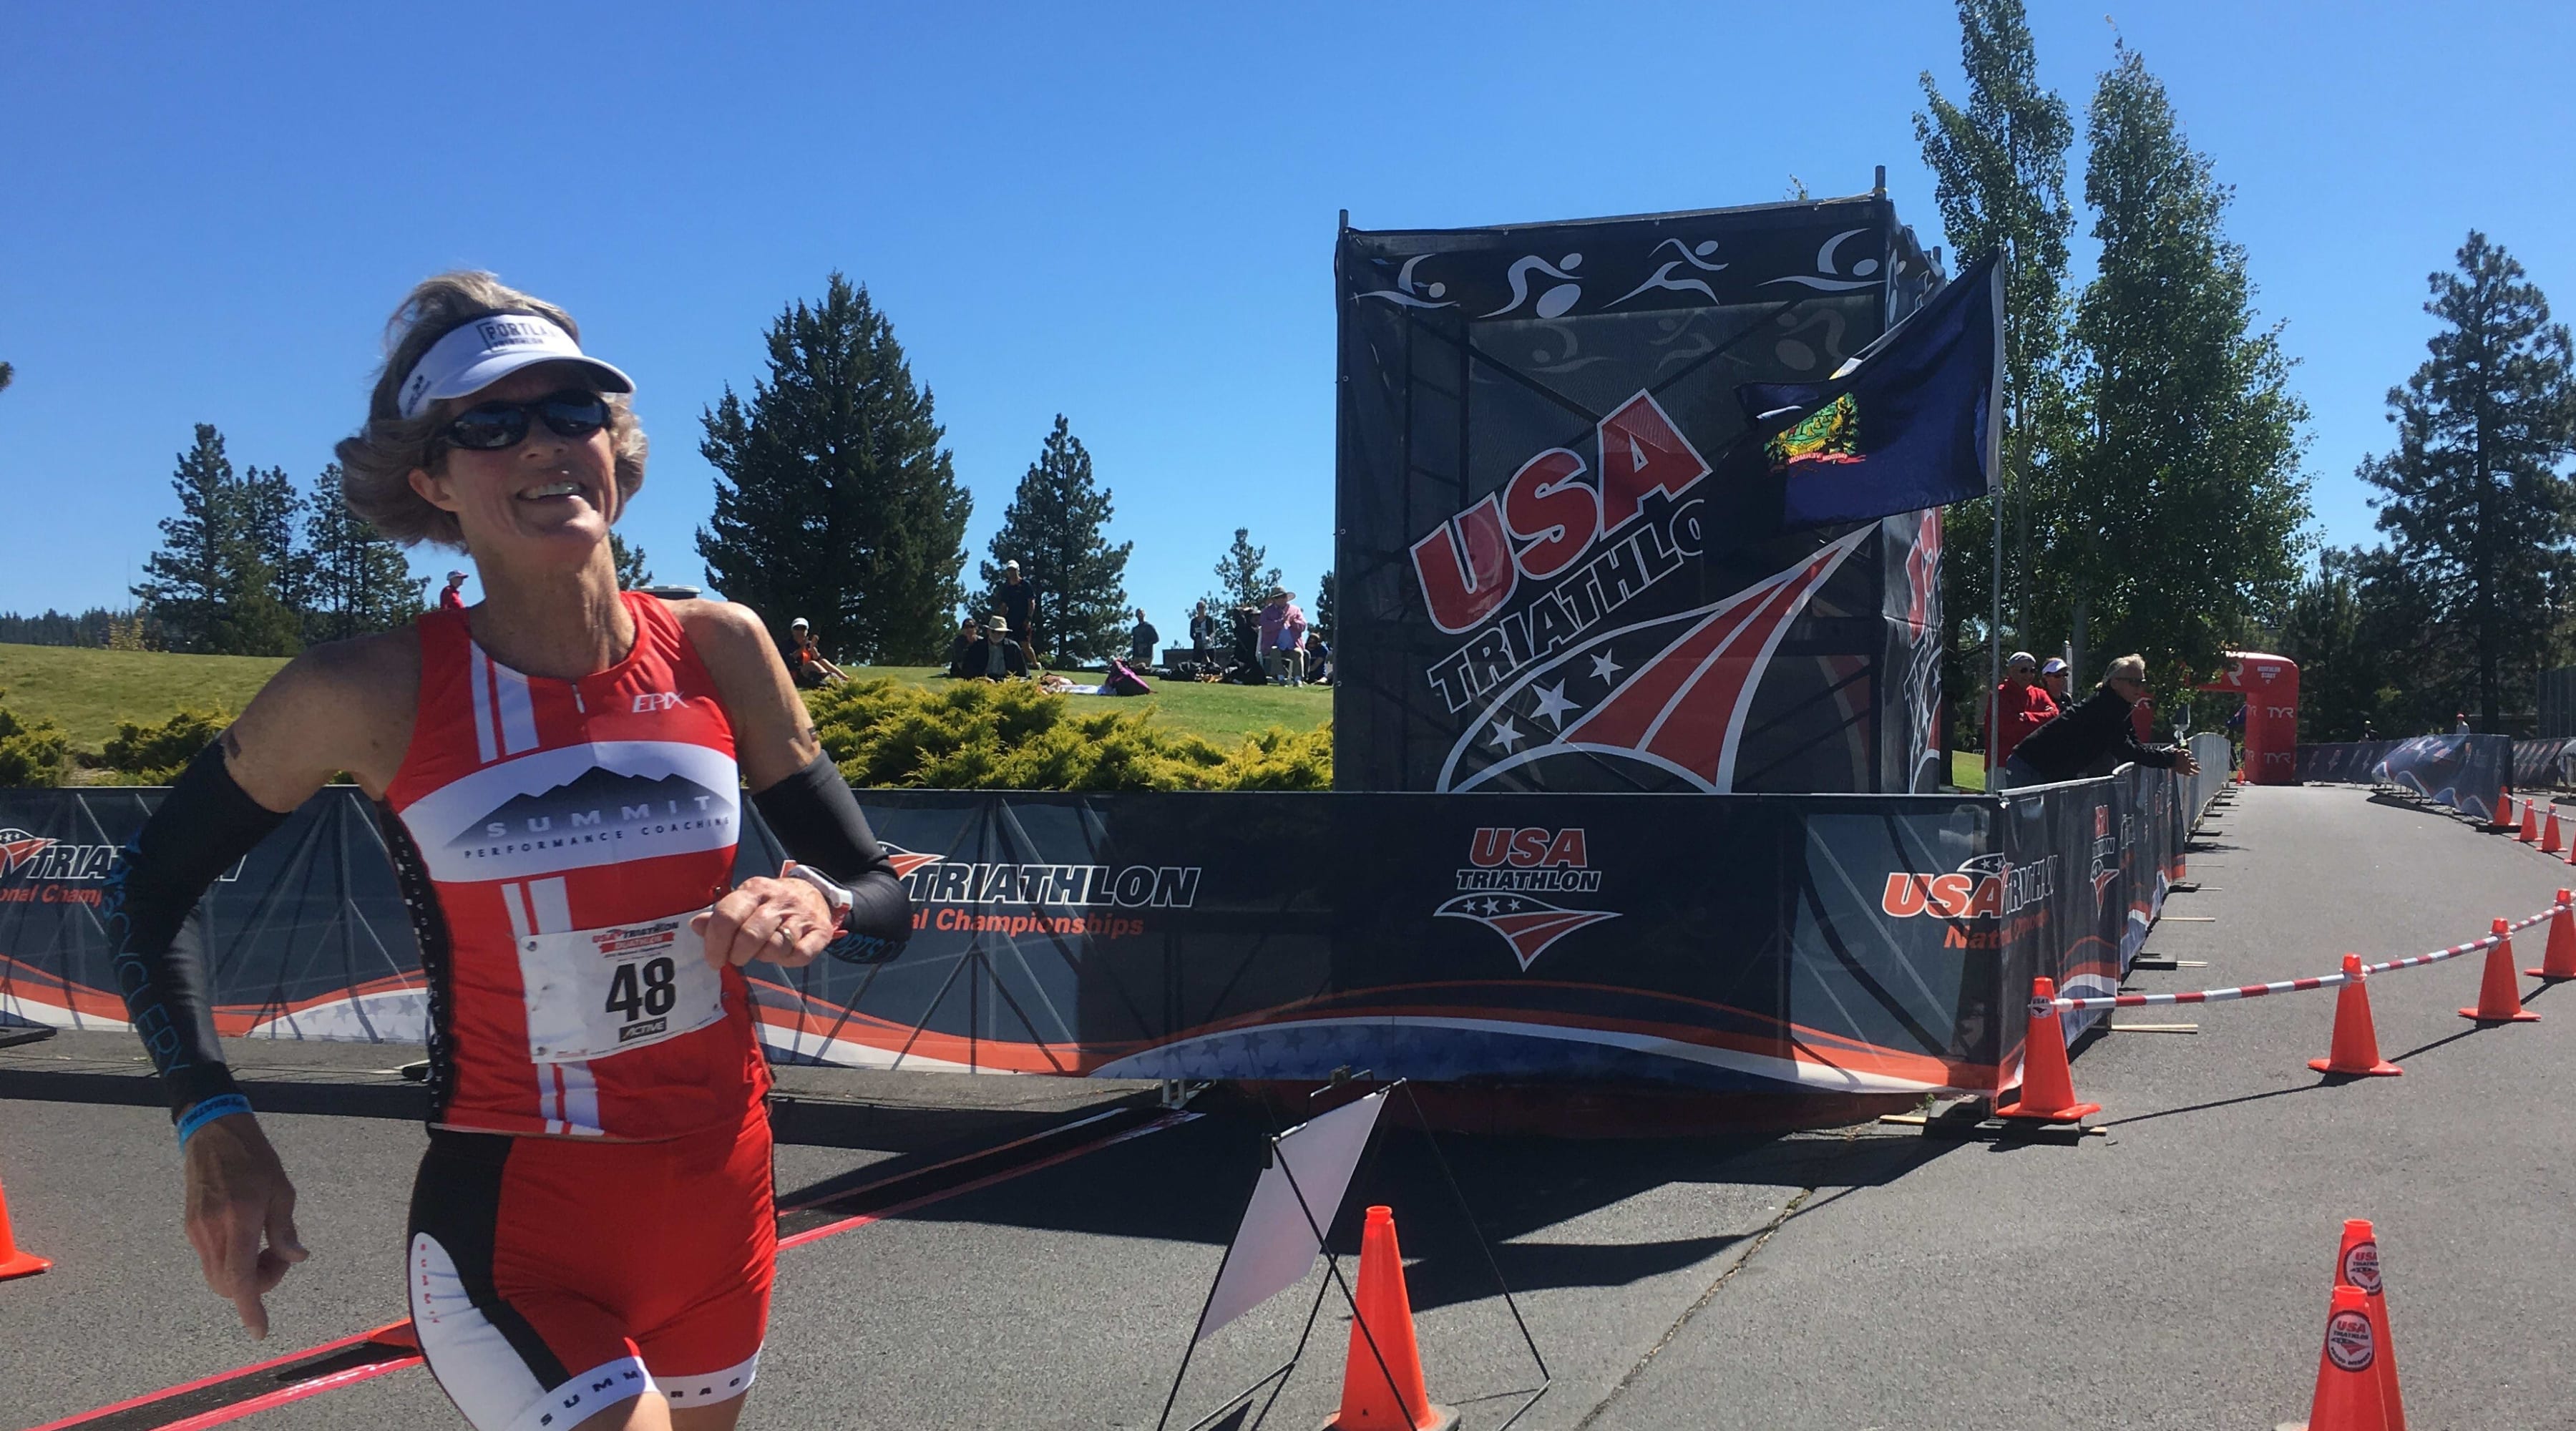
[405,1102,776,1430]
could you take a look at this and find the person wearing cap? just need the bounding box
[1258,588,1308,685]
[101,271,914,1431]
[945,615,982,678]
[437,570,471,610]
[958,612,1028,680]
[2039,656,2071,708]
[1985,651,2057,786]
[997,560,1038,660]
[786,617,847,688]
[2002,653,2202,788]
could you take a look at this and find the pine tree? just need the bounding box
[0,362,13,395]
[1314,570,1336,646]
[1915,0,2077,698]
[133,425,241,654]
[974,416,1131,662]
[2049,43,2311,679]
[611,532,655,589]
[133,428,308,655]
[301,464,425,643]
[698,274,972,663]
[2359,233,2576,730]
[1213,528,1281,612]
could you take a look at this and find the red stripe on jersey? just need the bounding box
[384,593,769,1139]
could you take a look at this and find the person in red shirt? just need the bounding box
[437,570,469,610]
[1987,650,2058,783]
[105,273,912,1431]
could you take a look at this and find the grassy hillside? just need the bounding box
[0,643,285,752]
[0,645,1330,752]
[839,665,1330,745]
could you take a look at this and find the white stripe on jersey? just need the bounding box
[493,663,540,755]
[467,647,499,763]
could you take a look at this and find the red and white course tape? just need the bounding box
[2047,903,2564,1012]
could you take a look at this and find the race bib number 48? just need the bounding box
[518,914,726,1064]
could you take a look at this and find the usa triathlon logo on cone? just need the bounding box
[1438,826,1618,970]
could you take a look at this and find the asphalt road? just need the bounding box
[6,783,2573,1430]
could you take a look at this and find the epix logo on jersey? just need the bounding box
[1435,826,1617,970]
[396,741,741,884]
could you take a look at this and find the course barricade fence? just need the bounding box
[0,758,2230,1098]
[2297,734,2510,821]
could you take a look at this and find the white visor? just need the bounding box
[396,312,634,419]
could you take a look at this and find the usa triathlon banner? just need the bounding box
[1994,764,2193,1046]
[1334,198,1950,796]
[1,773,2215,1098]
[2298,735,2511,820]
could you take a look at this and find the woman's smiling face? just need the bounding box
[406,361,620,567]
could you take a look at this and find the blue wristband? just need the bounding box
[176,1093,253,1149]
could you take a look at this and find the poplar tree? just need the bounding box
[975,415,1131,661]
[2359,232,2576,728]
[2050,43,2310,678]
[301,464,425,643]
[1314,570,1337,645]
[698,275,972,662]
[1914,0,2077,692]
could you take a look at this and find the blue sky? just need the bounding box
[5,1,2572,640]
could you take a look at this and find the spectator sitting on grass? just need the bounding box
[958,614,1028,681]
[1999,653,2200,790]
[786,617,848,688]
[945,616,981,678]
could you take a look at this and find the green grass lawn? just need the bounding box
[0,643,286,752]
[1949,748,1988,792]
[0,645,1330,753]
[837,665,1331,744]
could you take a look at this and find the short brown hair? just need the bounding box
[334,272,646,549]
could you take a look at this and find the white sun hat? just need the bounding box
[397,312,634,419]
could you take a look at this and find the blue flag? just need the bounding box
[1738,253,2002,528]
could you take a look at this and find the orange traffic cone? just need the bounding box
[2545,809,2564,854]
[2309,956,2402,1077]
[1324,1207,1457,1431]
[2460,918,2541,1023]
[2306,1282,2391,1431]
[2529,892,2576,980]
[0,1161,49,1281]
[2493,791,2517,830]
[2331,1220,2407,1430]
[1996,977,2101,1123]
[2519,802,2540,842]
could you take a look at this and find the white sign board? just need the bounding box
[1193,1088,1387,1342]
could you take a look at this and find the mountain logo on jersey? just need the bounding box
[448,766,731,855]
[398,740,743,884]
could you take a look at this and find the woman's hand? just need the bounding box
[182,1113,307,1339]
[693,876,834,970]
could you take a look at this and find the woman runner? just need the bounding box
[109,273,909,1430]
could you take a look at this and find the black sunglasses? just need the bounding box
[436,389,610,453]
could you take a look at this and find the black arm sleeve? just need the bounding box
[749,752,912,963]
[105,741,291,1115]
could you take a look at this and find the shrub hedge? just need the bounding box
[805,678,1330,791]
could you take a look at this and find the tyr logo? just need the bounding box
[631,692,684,714]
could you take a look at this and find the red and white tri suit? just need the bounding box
[382,592,776,1431]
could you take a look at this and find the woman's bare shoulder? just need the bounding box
[227,626,421,801]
